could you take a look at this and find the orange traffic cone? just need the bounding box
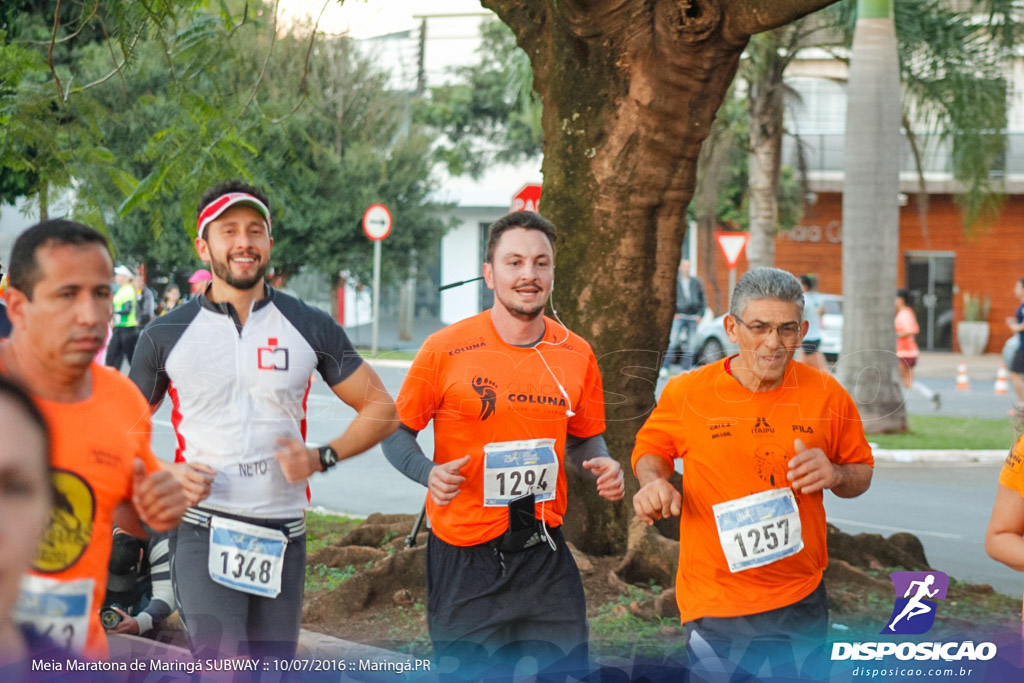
[956,363,970,391]
[995,365,1009,395]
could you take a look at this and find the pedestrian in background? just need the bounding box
[797,274,827,372]
[105,265,139,370]
[1005,278,1024,410]
[896,289,940,411]
[187,269,211,299]
[134,274,156,329]
[660,258,706,378]
[160,284,183,315]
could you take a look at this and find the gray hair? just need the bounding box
[729,267,805,321]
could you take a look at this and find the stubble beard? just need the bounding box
[209,253,269,291]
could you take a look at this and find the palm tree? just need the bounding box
[837,0,905,432]
[744,0,1017,273]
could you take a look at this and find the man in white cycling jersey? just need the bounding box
[130,179,398,659]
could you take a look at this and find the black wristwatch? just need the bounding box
[318,445,339,471]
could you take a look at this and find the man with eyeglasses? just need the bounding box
[631,267,873,676]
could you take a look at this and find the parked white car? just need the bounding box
[692,314,735,366]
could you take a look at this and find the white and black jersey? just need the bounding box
[129,287,362,518]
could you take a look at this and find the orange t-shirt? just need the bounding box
[631,357,874,623]
[5,363,160,658]
[998,436,1024,496]
[396,312,605,546]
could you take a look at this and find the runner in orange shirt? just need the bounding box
[632,267,873,675]
[985,432,1024,634]
[1,220,188,658]
[384,211,623,672]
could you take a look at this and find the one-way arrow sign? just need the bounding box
[362,204,393,241]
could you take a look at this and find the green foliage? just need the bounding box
[305,563,356,592]
[689,90,804,233]
[588,585,686,659]
[962,292,991,322]
[414,18,541,177]
[305,510,361,556]
[1,1,448,288]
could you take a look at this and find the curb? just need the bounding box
[366,358,414,369]
[871,448,1007,464]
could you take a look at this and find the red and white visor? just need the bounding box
[196,192,272,240]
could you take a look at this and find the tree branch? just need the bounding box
[73,21,146,94]
[56,0,100,44]
[48,0,65,105]
[902,111,930,243]
[480,0,554,53]
[298,0,329,98]
[236,0,280,121]
[98,18,129,100]
[270,0,329,125]
[725,0,840,41]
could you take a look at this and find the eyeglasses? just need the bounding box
[733,316,802,340]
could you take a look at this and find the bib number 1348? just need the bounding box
[218,551,274,585]
[207,517,287,598]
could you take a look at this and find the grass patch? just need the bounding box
[306,563,356,592]
[306,510,361,556]
[869,414,1017,450]
[588,585,687,659]
[372,601,432,655]
[356,348,418,361]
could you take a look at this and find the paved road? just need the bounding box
[902,377,1020,419]
[825,461,1020,598]
[147,364,1023,599]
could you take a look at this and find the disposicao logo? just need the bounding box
[882,570,948,635]
[830,570,997,663]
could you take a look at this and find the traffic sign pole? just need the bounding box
[362,204,393,356]
[372,240,382,356]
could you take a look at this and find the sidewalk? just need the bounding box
[871,447,1007,464]
[913,351,1006,380]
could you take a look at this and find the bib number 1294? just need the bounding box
[482,438,559,507]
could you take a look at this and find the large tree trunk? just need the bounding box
[485,0,842,554]
[836,0,906,432]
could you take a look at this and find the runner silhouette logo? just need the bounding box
[881,571,949,635]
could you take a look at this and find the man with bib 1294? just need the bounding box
[383,211,624,675]
[130,180,398,660]
[632,267,873,678]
